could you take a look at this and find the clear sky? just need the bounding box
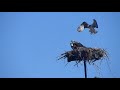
[0,12,120,78]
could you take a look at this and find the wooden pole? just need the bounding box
[84,60,87,78]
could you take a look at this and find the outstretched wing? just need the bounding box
[89,26,98,34]
[81,22,89,28]
[91,19,98,28]
[77,21,89,32]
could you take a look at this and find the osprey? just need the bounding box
[77,19,98,34]
[70,40,85,50]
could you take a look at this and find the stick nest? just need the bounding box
[58,41,108,64]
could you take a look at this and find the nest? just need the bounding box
[58,41,108,65]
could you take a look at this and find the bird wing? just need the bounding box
[89,27,98,34]
[91,19,98,28]
[81,22,89,28]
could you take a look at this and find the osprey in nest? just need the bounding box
[58,41,108,65]
[77,19,98,34]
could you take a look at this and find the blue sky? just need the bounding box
[0,12,120,78]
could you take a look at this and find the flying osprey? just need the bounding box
[77,19,98,34]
